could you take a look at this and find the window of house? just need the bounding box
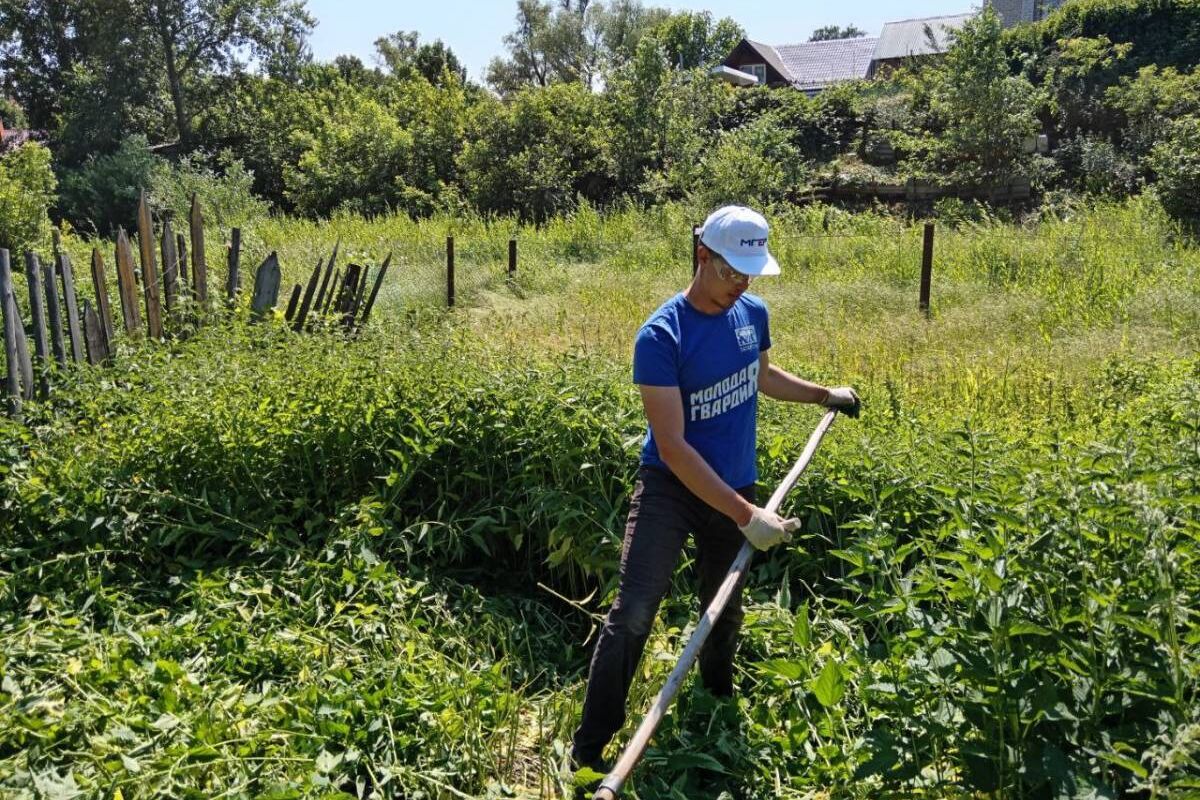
[743,63,767,85]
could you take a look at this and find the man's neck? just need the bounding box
[683,282,723,315]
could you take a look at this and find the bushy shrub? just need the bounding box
[1055,133,1139,196]
[459,82,616,221]
[1149,115,1200,225]
[0,141,56,252]
[149,151,269,229]
[285,98,421,218]
[58,135,161,234]
[692,114,808,210]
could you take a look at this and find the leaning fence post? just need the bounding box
[82,301,110,366]
[91,248,115,346]
[176,232,190,301]
[43,260,66,364]
[189,194,208,306]
[24,252,50,396]
[161,219,179,313]
[1,249,23,416]
[226,227,242,302]
[919,221,935,318]
[57,245,85,362]
[357,252,391,330]
[293,258,323,332]
[115,228,142,335]
[136,192,164,338]
[250,252,281,321]
[508,238,517,276]
[446,236,455,308]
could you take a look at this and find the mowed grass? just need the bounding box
[2,196,1199,798]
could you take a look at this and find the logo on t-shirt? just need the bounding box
[689,361,760,421]
[735,325,758,352]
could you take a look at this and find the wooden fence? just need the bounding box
[1,191,391,418]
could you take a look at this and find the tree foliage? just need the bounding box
[810,24,867,42]
[0,142,56,251]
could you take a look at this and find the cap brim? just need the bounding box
[724,252,780,277]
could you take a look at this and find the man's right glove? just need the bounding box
[821,386,861,418]
[739,506,802,551]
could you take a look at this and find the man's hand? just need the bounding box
[821,386,861,418]
[739,506,801,551]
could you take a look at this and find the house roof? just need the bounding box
[742,40,794,84]
[872,13,974,61]
[774,37,879,90]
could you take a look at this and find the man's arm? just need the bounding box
[639,384,755,526]
[757,350,830,404]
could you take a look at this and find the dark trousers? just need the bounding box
[572,466,756,762]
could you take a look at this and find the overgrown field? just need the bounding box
[3,198,1200,799]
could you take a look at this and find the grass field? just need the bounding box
[3,196,1199,798]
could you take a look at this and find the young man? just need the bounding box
[571,205,860,770]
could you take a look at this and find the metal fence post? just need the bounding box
[692,225,700,276]
[508,238,517,276]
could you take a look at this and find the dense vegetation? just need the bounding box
[2,196,1199,797]
[1,0,1199,797]
[1,0,1199,243]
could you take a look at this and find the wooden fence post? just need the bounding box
[43,260,66,365]
[82,301,110,366]
[284,284,302,322]
[446,236,455,308]
[226,227,242,302]
[115,228,142,335]
[176,232,190,300]
[91,248,115,345]
[357,253,391,330]
[57,248,85,362]
[293,258,323,332]
[190,194,208,306]
[137,191,164,338]
[920,222,934,318]
[161,219,179,313]
[312,242,339,315]
[250,252,281,320]
[346,264,370,327]
[24,252,50,396]
[1,250,23,416]
[322,268,341,315]
[508,239,517,276]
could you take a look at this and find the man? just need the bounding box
[571,205,860,771]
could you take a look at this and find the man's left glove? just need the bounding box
[739,506,802,551]
[821,386,861,418]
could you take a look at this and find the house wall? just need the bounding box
[722,42,790,87]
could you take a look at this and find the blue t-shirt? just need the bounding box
[633,292,771,488]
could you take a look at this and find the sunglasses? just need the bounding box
[699,240,755,285]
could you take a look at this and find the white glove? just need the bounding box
[738,506,801,551]
[821,386,861,418]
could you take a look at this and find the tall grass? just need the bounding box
[2,195,1199,797]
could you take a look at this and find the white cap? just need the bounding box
[699,205,780,277]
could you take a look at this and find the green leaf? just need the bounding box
[812,659,846,708]
[793,602,810,648]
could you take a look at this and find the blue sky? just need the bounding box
[304,0,978,83]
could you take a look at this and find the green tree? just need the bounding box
[0,0,313,156]
[809,24,867,42]
[134,0,315,145]
[459,82,615,220]
[1149,116,1200,226]
[0,141,56,251]
[375,31,468,86]
[652,10,743,70]
[923,6,1040,186]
